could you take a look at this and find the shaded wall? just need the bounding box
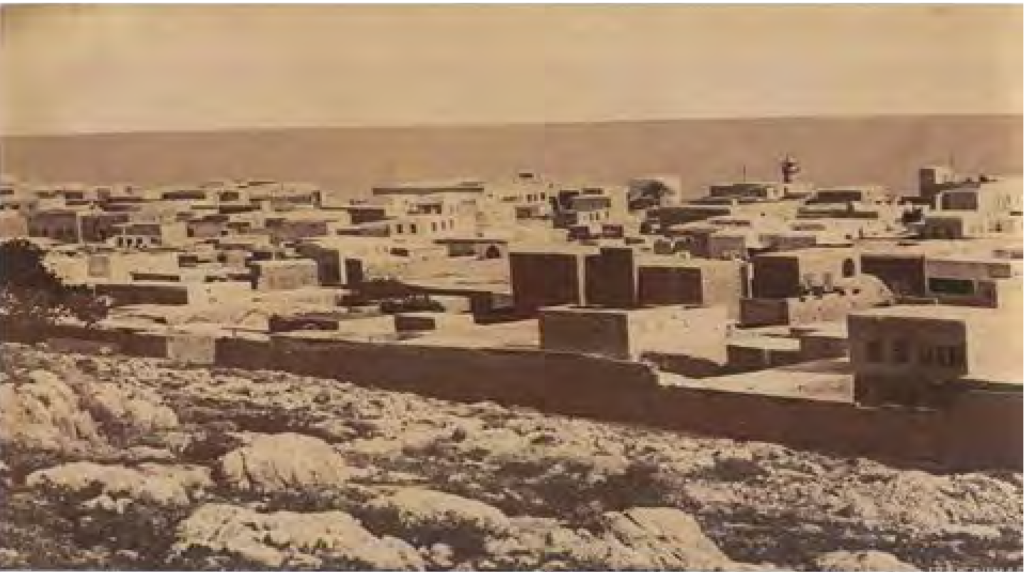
[214,332,1021,470]
[3,320,1019,471]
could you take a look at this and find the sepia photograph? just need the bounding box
[0,4,1021,571]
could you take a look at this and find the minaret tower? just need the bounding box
[780,154,801,184]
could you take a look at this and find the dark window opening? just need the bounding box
[935,345,966,368]
[842,258,857,277]
[951,347,965,367]
[892,339,909,363]
[866,340,883,363]
[919,346,935,365]
[929,277,975,296]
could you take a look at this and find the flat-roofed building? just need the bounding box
[0,211,28,239]
[389,213,468,238]
[921,175,1023,239]
[27,209,80,243]
[708,181,787,201]
[805,185,894,206]
[249,258,320,291]
[509,245,596,313]
[265,211,354,243]
[935,176,1022,213]
[86,249,181,282]
[925,253,1023,309]
[540,304,728,363]
[860,250,928,298]
[849,305,1022,406]
[740,274,894,327]
[112,221,190,249]
[294,236,392,286]
[751,247,862,299]
[80,211,131,243]
[918,165,961,203]
[636,256,747,317]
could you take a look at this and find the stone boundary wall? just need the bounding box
[3,320,1019,471]
[218,335,659,418]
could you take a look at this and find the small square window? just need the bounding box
[866,340,883,363]
[892,339,909,364]
[948,345,966,368]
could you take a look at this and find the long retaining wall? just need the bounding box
[219,335,659,419]
[4,321,1020,471]
[215,333,1024,471]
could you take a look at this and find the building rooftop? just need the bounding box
[637,254,738,269]
[509,243,598,256]
[851,304,1015,323]
[755,246,857,260]
[405,319,540,349]
[251,258,318,267]
[373,179,486,193]
[663,358,854,403]
[728,335,801,352]
[791,320,848,339]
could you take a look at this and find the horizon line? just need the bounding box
[2,111,1020,139]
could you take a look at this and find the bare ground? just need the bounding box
[1,342,1021,571]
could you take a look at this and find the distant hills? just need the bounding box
[1,114,1020,200]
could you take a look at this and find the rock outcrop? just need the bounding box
[364,488,511,547]
[1,344,1020,572]
[80,382,179,435]
[27,461,211,508]
[169,503,424,570]
[814,550,920,571]
[218,433,355,493]
[0,369,103,451]
[0,367,179,453]
[594,507,742,570]
[476,508,746,570]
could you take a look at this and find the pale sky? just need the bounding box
[1,4,1021,135]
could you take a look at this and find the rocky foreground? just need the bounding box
[1,342,1021,571]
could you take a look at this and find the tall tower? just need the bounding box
[780,154,801,184]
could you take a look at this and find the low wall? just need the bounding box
[649,386,945,464]
[214,332,1020,470]
[218,335,658,417]
[3,321,1019,471]
[94,282,192,306]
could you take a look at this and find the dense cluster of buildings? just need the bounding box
[1,158,1020,414]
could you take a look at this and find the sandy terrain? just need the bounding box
[1,342,1020,571]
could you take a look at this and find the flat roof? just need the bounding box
[728,335,801,352]
[637,254,737,268]
[662,358,854,403]
[433,235,509,244]
[791,320,848,339]
[755,246,857,259]
[251,258,317,266]
[405,319,540,349]
[927,254,1022,266]
[509,244,598,256]
[851,304,1014,322]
